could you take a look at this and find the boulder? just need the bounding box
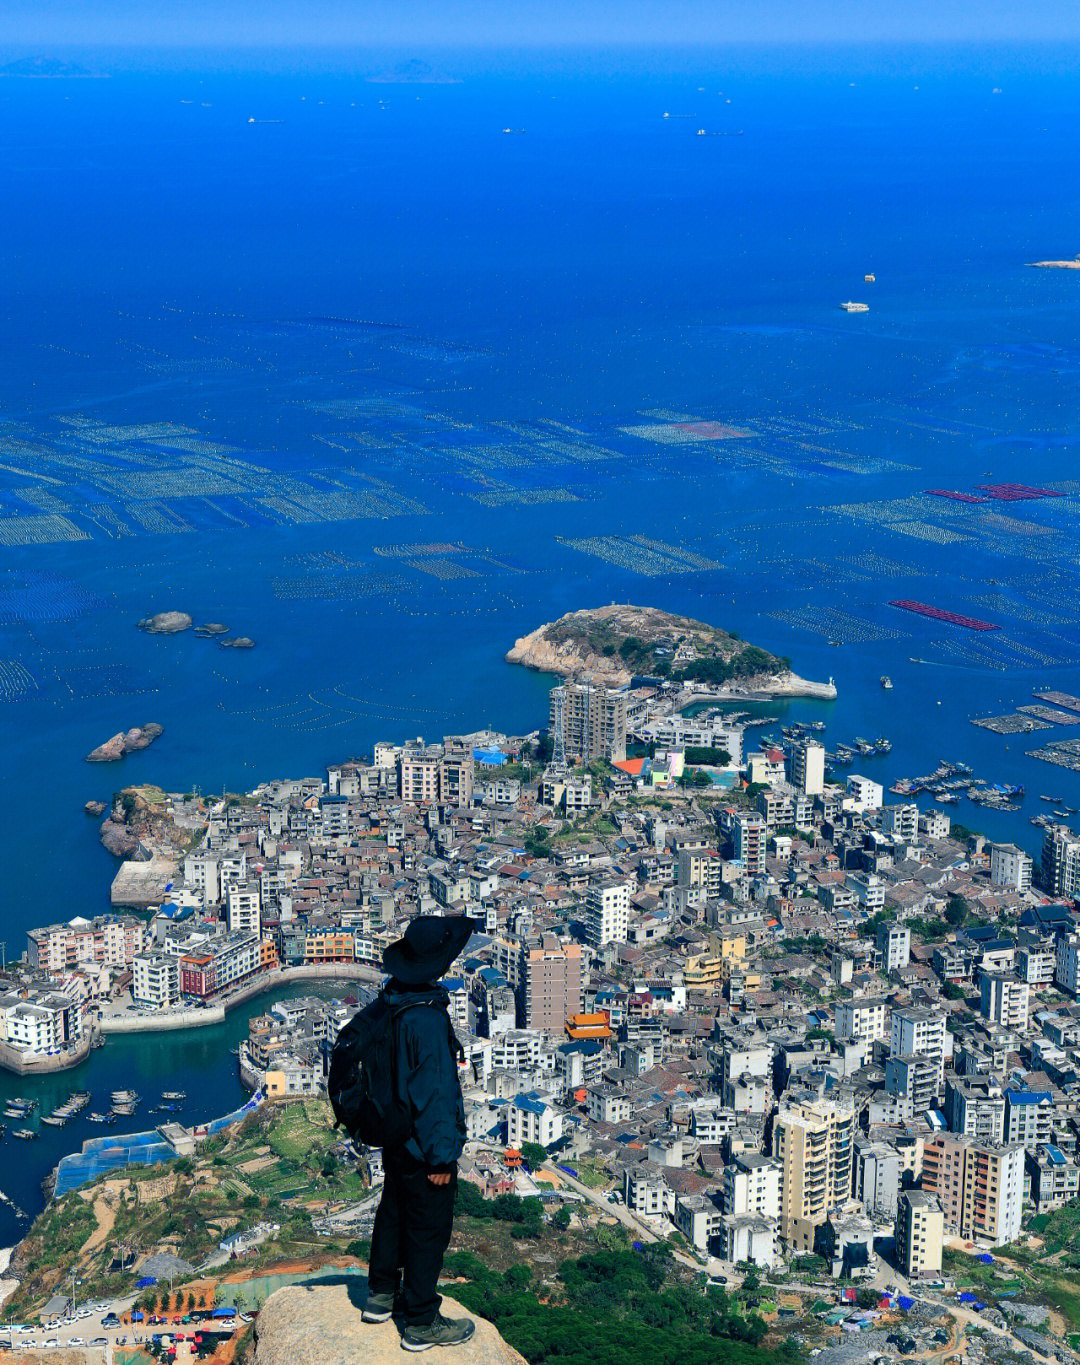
[84,800,107,816]
[254,1282,524,1365]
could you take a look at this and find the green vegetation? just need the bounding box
[673,646,785,688]
[945,894,970,928]
[448,1245,796,1365]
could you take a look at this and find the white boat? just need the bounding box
[880,676,893,689]
[840,301,870,312]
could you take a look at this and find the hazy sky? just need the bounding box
[0,0,1074,48]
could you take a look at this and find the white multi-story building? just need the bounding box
[845,774,884,813]
[1017,943,1056,986]
[132,952,180,1009]
[989,843,1033,893]
[1055,932,1080,996]
[585,879,631,948]
[847,871,886,913]
[835,996,888,1044]
[507,1091,562,1148]
[1043,825,1080,898]
[789,739,825,797]
[732,813,767,875]
[226,880,262,939]
[880,804,919,842]
[979,971,1030,1031]
[890,1005,947,1090]
[877,922,911,972]
[721,1153,781,1219]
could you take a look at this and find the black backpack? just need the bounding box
[328,994,419,1148]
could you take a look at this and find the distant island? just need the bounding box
[0,57,106,78]
[506,603,837,697]
[366,58,460,85]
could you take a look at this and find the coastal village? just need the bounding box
[6,609,1080,1365]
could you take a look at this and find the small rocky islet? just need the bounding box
[85,723,163,763]
[138,610,254,647]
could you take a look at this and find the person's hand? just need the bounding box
[428,1171,452,1186]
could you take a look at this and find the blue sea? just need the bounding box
[0,48,1079,999]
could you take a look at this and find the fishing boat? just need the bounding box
[40,1115,67,1127]
[111,1089,139,1105]
[880,675,893,689]
[87,1113,109,1123]
[161,1091,187,1102]
[12,1129,36,1140]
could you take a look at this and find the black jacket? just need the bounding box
[384,981,466,1171]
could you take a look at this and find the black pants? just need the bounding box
[368,1148,457,1325]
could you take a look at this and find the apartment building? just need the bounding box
[549,682,628,763]
[835,996,888,1044]
[27,915,146,973]
[895,1190,944,1280]
[979,972,1029,1031]
[585,879,632,949]
[132,952,180,1009]
[771,1095,855,1251]
[920,1133,1024,1246]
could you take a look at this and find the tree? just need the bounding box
[553,1205,572,1230]
[187,1293,196,1312]
[945,895,969,928]
[504,1264,532,1290]
[519,1142,549,1170]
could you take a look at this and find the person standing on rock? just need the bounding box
[362,915,478,1351]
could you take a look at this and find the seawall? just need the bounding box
[0,1031,95,1077]
[98,963,382,1036]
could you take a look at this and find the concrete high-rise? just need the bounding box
[771,1095,855,1252]
[585,879,631,949]
[895,1191,943,1279]
[789,738,825,797]
[920,1134,1024,1247]
[520,935,583,1033]
[1042,824,1080,897]
[549,682,628,763]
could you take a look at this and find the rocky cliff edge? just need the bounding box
[254,1282,525,1365]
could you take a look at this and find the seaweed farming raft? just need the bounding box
[888,600,1000,632]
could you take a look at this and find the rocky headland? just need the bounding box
[506,604,836,698]
[85,723,163,763]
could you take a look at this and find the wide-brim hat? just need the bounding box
[383,914,481,986]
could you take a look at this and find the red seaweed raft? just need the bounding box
[976,483,1065,501]
[889,600,1000,631]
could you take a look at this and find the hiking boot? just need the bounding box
[362,1291,398,1323]
[400,1315,476,1351]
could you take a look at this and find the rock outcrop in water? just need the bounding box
[137,611,192,633]
[254,1283,523,1365]
[85,724,163,762]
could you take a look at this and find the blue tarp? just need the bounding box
[135,1278,157,1289]
[557,1164,579,1178]
[958,1292,977,1304]
[211,1308,237,1320]
[977,1253,994,1265]
[896,1296,915,1311]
